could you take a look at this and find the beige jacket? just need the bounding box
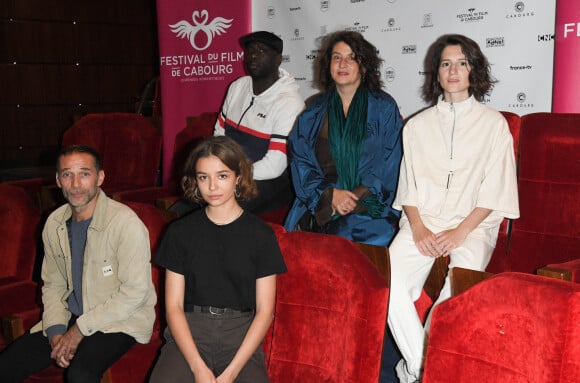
[31,189,156,344]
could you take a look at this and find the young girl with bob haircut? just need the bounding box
[150,136,286,383]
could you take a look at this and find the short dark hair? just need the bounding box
[181,136,257,203]
[315,31,383,92]
[57,144,102,171]
[423,34,496,104]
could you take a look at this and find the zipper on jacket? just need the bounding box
[236,96,255,128]
[446,102,455,190]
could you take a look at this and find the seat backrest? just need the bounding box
[62,113,162,192]
[124,201,173,331]
[167,112,218,192]
[487,111,521,272]
[423,272,580,382]
[264,231,388,383]
[0,184,41,282]
[493,113,580,273]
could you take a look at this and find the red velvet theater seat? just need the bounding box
[264,231,389,383]
[61,113,162,195]
[487,112,580,274]
[423,272,580,383]
[113,112,218,206]
[104,202,172,383]
[0,184,42,324]
[488,111,521,268]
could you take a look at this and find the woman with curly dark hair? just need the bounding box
[151,136,286,382]
[387,34,519,382]
[284,31,403,246]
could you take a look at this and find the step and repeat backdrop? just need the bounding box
[252,0,556,118]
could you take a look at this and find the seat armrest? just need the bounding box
[1,315,24,343]
[537,258,580,282]
[155,195,181,211]
[111,186,173,204]
[450,267,494,296]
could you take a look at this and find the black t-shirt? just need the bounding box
[155,209,286,310]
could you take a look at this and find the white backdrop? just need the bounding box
[253,0,555,118]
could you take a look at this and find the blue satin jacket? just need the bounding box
[284,90,403,246]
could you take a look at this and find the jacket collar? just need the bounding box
[54,188,108,231]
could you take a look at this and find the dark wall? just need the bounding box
[0,0,159,170]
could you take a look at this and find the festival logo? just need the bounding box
[169,10,233,51]
[321,0,330,12]
[267,6,275,19]
[402,45,417,54]
[162,9,243,82]
[457,8,488,23]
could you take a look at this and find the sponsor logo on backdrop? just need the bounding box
[289,6,302,11]
[508,92,534,108]
[267,6,275,19]
[402,45,417,54]
[486,37,505,48]
[350,0,365,3]
[457,8,488,23]
[418,70,427,76]
[163,9,240,82]
[384,67,396,82]
[292,28,305,41]
[506,2,534,19]
[537,33,554,42]
[510,64,532,71]
[563,23,580,38]
[421,13,433,28]
[321,1,329,12]
[346,21,369,33]
[282,55,290,63]
[306,50,319,61]
[482,96,491,104]
[381,18,401,32]
[169,10,233,51]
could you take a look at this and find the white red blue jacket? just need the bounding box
[214,68,304,180]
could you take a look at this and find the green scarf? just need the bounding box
[328,87,385,218]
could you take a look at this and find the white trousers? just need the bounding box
[387,227,493,382]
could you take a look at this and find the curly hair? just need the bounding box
[422,34,496,104]
[181,136,257,204]
[315,31,383,92]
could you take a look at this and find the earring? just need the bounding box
[235,184,241,198]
